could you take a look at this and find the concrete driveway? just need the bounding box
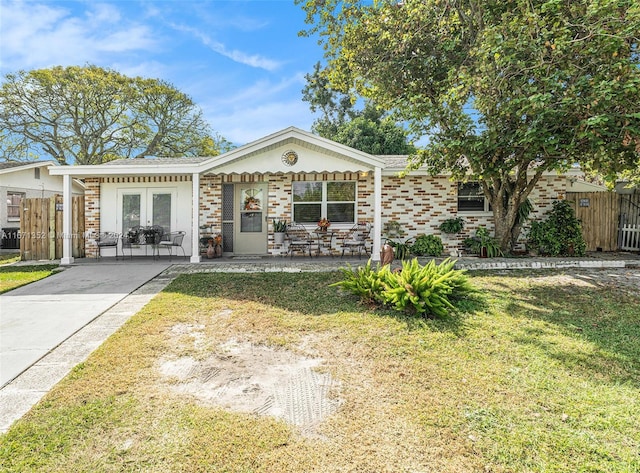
[0,262,171,388]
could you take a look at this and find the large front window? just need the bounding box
[292,181,356,224]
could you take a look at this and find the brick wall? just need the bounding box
[84,178,101,258]
[380,174,567,253]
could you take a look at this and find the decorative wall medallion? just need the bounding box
[281,150,298,166]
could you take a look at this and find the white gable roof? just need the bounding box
[49,127,387,177]
[199,127,386,174]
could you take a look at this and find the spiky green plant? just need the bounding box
[333,258,475,317]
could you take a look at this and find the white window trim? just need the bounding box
[292,181,358,227]
[457,182,491,213]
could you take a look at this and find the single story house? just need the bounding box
[49,127,582,264]
[1,161,85,249]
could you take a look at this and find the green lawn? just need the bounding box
[0,269,638,472]
[0,263,59,294]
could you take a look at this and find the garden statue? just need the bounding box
[380,243,394,266]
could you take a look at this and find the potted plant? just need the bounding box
[317,217,330,231]
[439,217,464,234]
[463,226,503,258]
[272,219,287,245]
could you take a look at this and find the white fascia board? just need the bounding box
[0,160,58,175]
[197,127,386,172]
[48,163,202,177]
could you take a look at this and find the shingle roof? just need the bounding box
[0,161,40,171]
[104,156,213,166]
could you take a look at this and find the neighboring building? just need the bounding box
[49,127,581,264]
[0,161,84,249]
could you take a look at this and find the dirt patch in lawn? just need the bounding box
[157,321,342,436]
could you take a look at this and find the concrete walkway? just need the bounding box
[0,261,172,432]
[0,252,638,433]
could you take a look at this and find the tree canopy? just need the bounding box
[299,0,640,250]
[0,65,232,165]
[302,62,416,155]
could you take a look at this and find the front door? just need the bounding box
[233,183,267,254]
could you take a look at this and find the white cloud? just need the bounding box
[0,1,157,71]
[169,23,282,72]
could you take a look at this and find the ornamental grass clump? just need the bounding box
[332,258,475,317]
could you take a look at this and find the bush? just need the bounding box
[332,258,475,317]
[463,226,504,257]
[527,200,586,256]
[410,234,444,256]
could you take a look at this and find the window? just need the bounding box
[458,182,489,212]
[7,192,24,219]
[292,181,356,224]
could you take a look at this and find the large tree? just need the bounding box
[303,62,416,155]
[0,65,231,165]
[299,0,640,250]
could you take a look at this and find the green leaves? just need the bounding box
[0,65,228,164]
[332,258,475,317]
[301,0,640,250]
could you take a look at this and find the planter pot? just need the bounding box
[274,232,285,245]
[207,243,214,258]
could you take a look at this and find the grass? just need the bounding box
[0,269,639,472]
[0,252,20,265]
[0,262,59,294]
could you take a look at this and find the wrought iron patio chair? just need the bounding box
[158,231,187,260]
[96,232,120,259]
[340,222,372,258]
[285,224,314,258]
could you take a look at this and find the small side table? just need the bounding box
[313,230,336,257]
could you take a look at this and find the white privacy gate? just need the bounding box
[619,224,640,251]
[618,192,640,251]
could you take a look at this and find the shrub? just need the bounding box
[463,226,503,257]
[332,258,475,317]
[527,200,586,256]
[410,234,444,256]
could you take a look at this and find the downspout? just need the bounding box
[60,173,74,265]
[190,172,201,263]
[372,166,382,261]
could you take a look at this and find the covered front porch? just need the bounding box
[49,127,385,265]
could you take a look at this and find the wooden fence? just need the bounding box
[566,192,620,252]
[20,195,85,260]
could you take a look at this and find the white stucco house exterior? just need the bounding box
[49,127,580,265]
[1,161,85,248]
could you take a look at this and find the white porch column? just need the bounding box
[60,174,74,265]
[190,173,201,263]
[372,166,382,261]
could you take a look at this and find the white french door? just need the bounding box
[117,188,177,235]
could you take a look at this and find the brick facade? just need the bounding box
[87,171,568,258]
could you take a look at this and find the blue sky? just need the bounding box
[0,0,324,146]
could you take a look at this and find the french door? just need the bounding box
[118,188,177,235]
